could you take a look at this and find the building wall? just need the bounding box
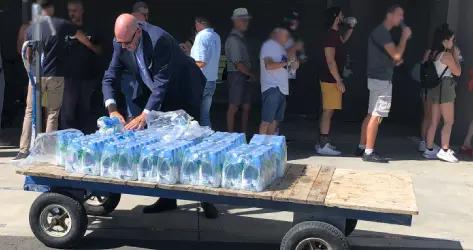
[2,0,464,138]
[447,0,473,144]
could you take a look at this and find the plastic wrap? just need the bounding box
[97,116,124,135]
[146,109,192,129]
[19,129,83,167]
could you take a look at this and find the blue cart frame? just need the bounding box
[23,174,414,249]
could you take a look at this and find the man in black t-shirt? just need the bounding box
[15,0,100,160]
[61,0,102,132]
[315,7,354,156]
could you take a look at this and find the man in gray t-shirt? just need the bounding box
[367,25,396,80]
[225,8,256,134]
[357,5,412,163]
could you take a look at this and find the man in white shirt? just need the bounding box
[259,27,298,135]
[190,17,221,127]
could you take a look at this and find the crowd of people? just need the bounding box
[12,0,470,169]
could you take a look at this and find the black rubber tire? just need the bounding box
[345,219,357,236]
[29,192,88,248]
[280,221,349,250]
[83,193,121,216]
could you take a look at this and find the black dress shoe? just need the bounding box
[142,198,178,214]
[12,152,29,160]
[201,202,218,219]
[362,152,389,163]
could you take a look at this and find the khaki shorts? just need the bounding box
[320,82,342,110]
[427,77,457,104]
[368,78,392,118]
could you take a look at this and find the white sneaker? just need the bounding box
[437,149,459,163]
[423,148,438,159]
[326,143,337,150]
[418,141,426,152]
[316,144,342,156]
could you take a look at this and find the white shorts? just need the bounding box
[368,78,392,118]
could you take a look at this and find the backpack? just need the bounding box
[420,59,448,89]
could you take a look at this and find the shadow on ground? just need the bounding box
[75,205,464,250]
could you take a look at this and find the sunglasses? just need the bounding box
[117,28,138,46]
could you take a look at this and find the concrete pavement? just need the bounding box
[0,119,472,249]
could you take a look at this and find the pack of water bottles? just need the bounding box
[18,129,84,167]
[249,134,287,178]
[65,131,135,175]
[180,132,246,187]
[138,140,197,184]
[222,144,276,192]
[22,110,287,193]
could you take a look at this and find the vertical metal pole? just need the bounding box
[32,3,42,134]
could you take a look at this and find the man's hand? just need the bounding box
[109,111,126,125]
[395,59,404,66]
[336,80,346,94]
[401,26,412,40]
[124,112,147,130]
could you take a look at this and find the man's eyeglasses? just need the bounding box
[117,28,138,46]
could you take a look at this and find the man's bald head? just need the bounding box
[114,13,142,51]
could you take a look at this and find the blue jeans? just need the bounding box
[200,81,217,127]
[120,74,141,119]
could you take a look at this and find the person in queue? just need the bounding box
[315,6,355,156]
[356,4,412,163]
[423,24,462,163]
[225,8,255,134]
[61,0,102,133]
[14,0,98,160]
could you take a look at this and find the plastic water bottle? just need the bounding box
[64,139,83,173]
[101,142,119,178]
[138,144,160,182]
[157,147,177,184]
[180,143,207,185]
[199,147,219,187]
[56,130,83,166]
[241,145,273,192]
[116,143,140,180]
[222,145,252,189]
[250,134,287,178]
[81,140,101,175]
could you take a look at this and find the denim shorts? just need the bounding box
[261,87,286,123]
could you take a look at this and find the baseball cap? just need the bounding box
[231,8,252,20]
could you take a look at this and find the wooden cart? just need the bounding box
[17,163,418,250]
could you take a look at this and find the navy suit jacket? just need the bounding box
[102,23,205,117]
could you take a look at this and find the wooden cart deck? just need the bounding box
[17,163,418,216]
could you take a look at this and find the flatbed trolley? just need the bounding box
[17,164,418,250]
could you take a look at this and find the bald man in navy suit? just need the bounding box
[102,14,218,218]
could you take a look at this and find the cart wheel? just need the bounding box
[83,193,121,216]
[280,221,349,250]
[345,219,357,236]
[29,192,88,248]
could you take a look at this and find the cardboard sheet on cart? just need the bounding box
[17,164,418,216]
